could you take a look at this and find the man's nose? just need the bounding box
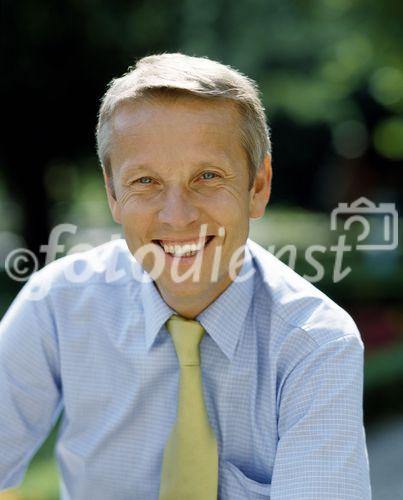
[158,186,199,228]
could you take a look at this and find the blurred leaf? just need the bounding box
[373,117,403,159]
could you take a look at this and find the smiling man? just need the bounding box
[103,91,269,318]
[0,53,371,499]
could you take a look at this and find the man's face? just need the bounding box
[105,96,270,305]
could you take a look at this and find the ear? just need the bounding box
[102,166,122,224]
[249,153,272,219]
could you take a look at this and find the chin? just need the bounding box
[157,275,209,297]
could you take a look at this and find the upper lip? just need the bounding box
[153,236,214,244]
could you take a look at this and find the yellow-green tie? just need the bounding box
[158,315,219,500]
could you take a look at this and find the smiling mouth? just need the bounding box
[153,236,215,258]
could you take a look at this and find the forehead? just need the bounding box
[111,94,242,139]
[109,95,247,170]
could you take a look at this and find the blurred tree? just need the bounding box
[179,0,403,207]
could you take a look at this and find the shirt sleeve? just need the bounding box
[0,278,62,491]
[270,333,372,500]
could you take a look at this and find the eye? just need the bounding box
[136,176,153,184]
[200,171,219,180]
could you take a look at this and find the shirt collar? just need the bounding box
[141,243,255,360]
[141,277,176,352]
[197,244,255,360]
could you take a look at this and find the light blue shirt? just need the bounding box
[0,239,371,499]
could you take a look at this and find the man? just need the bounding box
[0,53,371,499]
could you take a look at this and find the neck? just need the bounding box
[156,252,245,319]
[156,273,232,319]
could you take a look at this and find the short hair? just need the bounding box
[96,53,271,188]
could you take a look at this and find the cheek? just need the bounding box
[203,185,249,212]
[119,202,154,240]
[207,198,250,244]
[216,195,251,228]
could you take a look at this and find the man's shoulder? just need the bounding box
[28,239,138,294]
[248,239,361,347]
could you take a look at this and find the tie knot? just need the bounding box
[166,315,205,366]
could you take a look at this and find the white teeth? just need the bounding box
[160,239,207,257]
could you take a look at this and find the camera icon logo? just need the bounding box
[330,197,398,251]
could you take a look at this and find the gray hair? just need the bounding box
[96,53,271,187]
